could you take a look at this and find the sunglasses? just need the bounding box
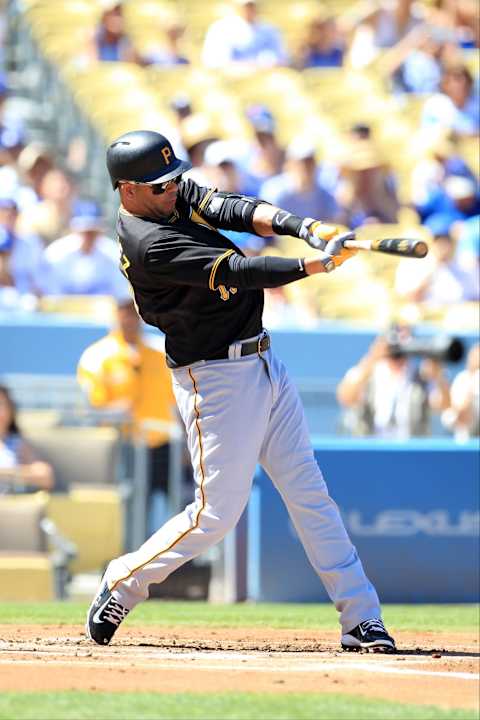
[120,174,183,194]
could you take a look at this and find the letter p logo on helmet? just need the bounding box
[161,146,172,165]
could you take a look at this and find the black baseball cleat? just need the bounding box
[341,618,396,653]
[86,580,130,645]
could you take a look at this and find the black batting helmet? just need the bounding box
[106,130,192,190]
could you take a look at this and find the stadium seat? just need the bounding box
[0,492,71,601]
[23,426,121,489]
[17,427,126,573]
[47,487,124,574]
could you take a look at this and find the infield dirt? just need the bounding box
[0,625,478,711]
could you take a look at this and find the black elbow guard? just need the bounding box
[202,192,262,233]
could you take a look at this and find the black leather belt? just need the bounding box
[167,334,271,368]
[239,333,271,357]
[204,333,271,362]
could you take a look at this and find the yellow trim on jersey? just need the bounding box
[189,369,207,525]
[109,368,207,593]
[190,208,216,230]
[197,188,216,214]
[121,251,131,274]
[209,249,235,291]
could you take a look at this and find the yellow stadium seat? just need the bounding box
[0,493,56,601]
[0,554,56,601]
[47,487,123,574]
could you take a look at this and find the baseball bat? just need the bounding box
[343,237,429,258]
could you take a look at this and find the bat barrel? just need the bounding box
[370,238,429,258]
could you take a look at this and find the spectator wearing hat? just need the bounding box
[259,136,340,224]
[240,105,285,184]
[180,113,220,185]
[337,325,450,439]
[202,0,287,72]
[336,139,400,227]
[395,227,479,304]
[37,200,129,298]
[204,140,260,196]
[203,140,265,254]
[421,63,480,136]
[0,196,43,310]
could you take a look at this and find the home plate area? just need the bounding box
[0,626,478,710]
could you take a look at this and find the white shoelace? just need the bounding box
[103,600,129,626]
[360,618,387,634]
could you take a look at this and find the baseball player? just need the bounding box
[86,130,395,653]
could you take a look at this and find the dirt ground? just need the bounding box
[0,625,479,710]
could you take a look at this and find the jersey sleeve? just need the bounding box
[145,235,306,290]
[145,234,234,288]
[177,178,264,233]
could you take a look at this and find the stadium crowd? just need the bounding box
[1,0,478,316]
[0,0,478,438]
[0,0,478,325]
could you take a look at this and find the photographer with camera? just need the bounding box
[337,325,454,439]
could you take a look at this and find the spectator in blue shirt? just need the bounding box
[410,131,477,206]
[37,200,129,298]
[238,105,286,184]
[202,0,287,71]
[88,0,140,64]
[417,175,480,233]
[0,196,43,309]
[296,15,345,69]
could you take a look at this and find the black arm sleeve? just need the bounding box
[177,179,266,234]
[200,192,264,233]
[215,253,306,289]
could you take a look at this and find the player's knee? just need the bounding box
[201,506,244,538]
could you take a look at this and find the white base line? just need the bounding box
[0,658,478,681]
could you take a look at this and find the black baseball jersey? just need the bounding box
[117,179,306,367]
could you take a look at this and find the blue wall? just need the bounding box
[1,311,476,379]
[248,438,480,603]
[2,312,476,435]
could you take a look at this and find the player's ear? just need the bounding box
[119,182,135,201]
